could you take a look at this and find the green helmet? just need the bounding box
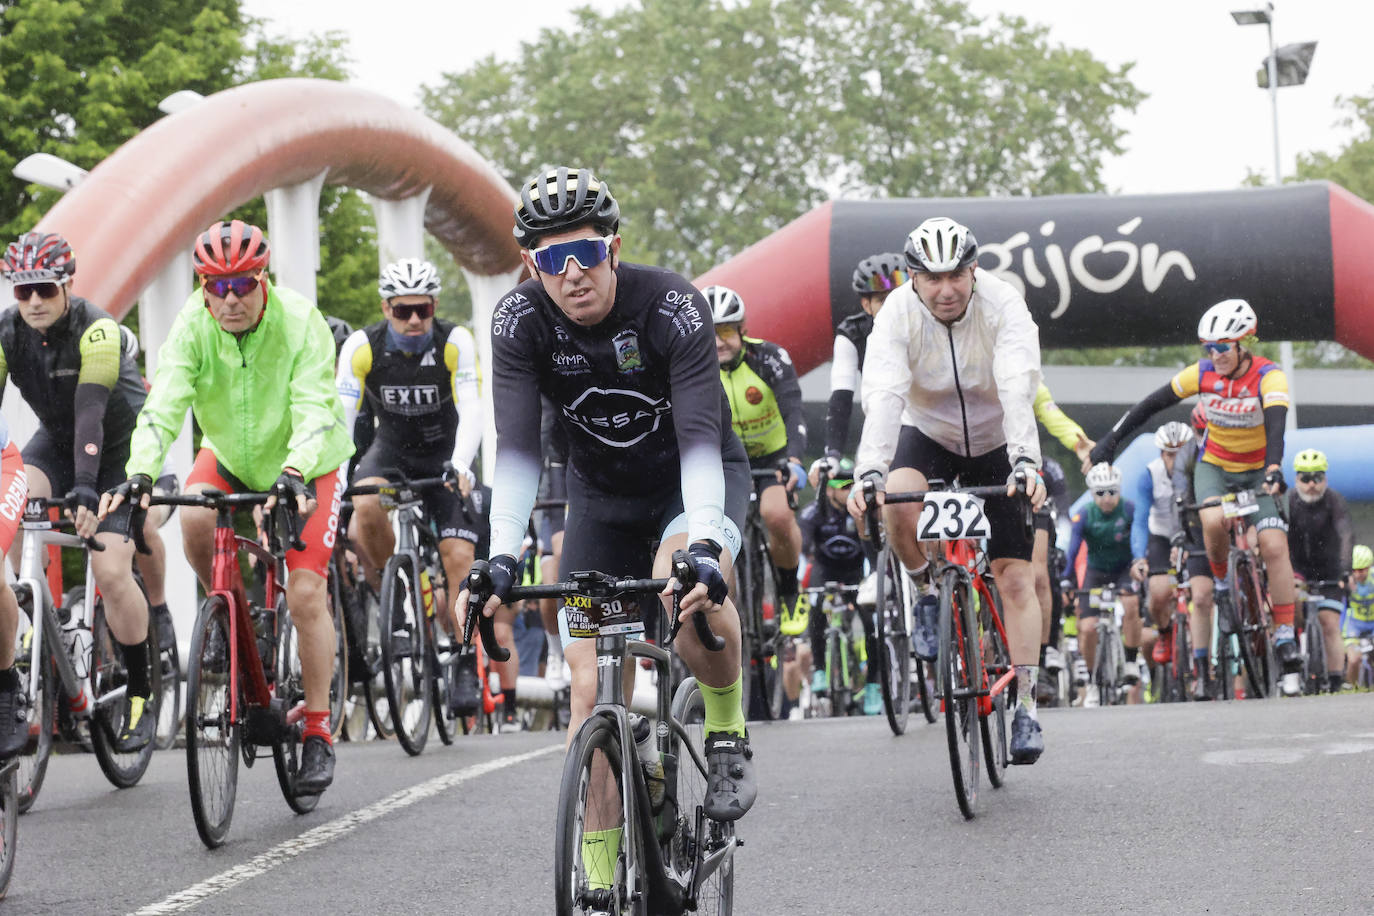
[1354,545,1373,571]
[827,457,855,488]
[1293,448,1328,473]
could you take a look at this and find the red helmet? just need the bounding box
[1191,401,1209,432]
[191,220,270,277]
[3,232,76,285]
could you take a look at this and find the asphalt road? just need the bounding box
[8,694,1374,914]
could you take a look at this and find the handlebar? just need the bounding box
[24,496,105,551]
[862,479,1034,541]
[344,476,450,499]
[138,488,305,554]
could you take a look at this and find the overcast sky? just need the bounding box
[241,0,1369,196]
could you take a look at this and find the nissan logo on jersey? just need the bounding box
[381,384,441,416]
[561,386,672,447]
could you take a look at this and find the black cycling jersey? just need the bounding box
[0,296,145,488]
[799,499,865,584]
[338,318,479,458]
[487,262,745,559]
[824,311,874,456]
[1287,488,1354,581]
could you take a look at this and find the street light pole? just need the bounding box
[1264,8,1280,184]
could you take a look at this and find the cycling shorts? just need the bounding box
[1192,462,1287,533]
[21,426,133,535]
[536,461,566,557]
[749,447,789,494]
[353,441,483,545]
[1076,566,1137,619]
[891,424,1033,562]
[187,448,343,579]
[556,458,748,650]
[0,441,27,555]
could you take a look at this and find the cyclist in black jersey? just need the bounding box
[2,232,158,750]
[812,251,909,486]
[334,259,497,716]
[707,285,809,633]
[1288,448,1354,692]
[460,167,756,831]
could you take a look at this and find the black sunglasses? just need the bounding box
[1094,488,1119,498]
[390,301,435,321]
[1298,472,1325,484]
[15,282,61,300]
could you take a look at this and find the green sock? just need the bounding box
[581,827,623,889]
[700,673,747,737]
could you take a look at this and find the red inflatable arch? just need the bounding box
[32,78,522,318]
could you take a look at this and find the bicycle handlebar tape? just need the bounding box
[477,555,516,662]
[692,183,1374,377]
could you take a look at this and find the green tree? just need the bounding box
[1294,90,1374,204]
[421,0,1143,277]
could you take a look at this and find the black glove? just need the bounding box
[111,473,154,505]
[1264,467,1286,494]
[67,485,100,515]
[688,542,729,605]
[481,554,519,605]
[442,461,461,488]
[273,468,308,505]
[1088,440,1112,466]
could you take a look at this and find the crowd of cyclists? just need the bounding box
[0,163,1369,905]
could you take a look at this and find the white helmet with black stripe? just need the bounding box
[379,258,442,299]
[703,285,746,325]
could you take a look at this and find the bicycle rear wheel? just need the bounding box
[0,762,15,899]
[186,595,240,849]
[914,657,936,724]
[670,678,735,915]
[874,544,912,735]
[980,587,1011,789]
[430,620,457,746]
[13,606,54,814]
[1230,553,1275,699]
[90,599,160,788]
[155,624,182,750]
[555,714,641,916]
[1169,615,1192,703]
[273,600,321,814]
[328,583,348,740]
[938,566,981,820]
[380,555,431,755]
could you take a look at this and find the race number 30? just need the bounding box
[917,493,990,542]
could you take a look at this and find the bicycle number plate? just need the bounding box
[563,592,644,639]
[21,499,50,529]
[1221,491,1259,519]
[917,493,990,542]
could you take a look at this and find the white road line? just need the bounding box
[131,744,561,915]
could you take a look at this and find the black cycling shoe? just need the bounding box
[151,603,176,651]
[1191,670,1214,701]
[112,694,156,753]
[703,731,756,822]
[296,735,335,794]
[1009,706,1044,765]
[448,653,481,716]
[0,675,28,759]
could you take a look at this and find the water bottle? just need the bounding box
[631,713,666,810]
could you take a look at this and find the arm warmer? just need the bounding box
[1089,383,1180,465]
[1263,404,1287,469]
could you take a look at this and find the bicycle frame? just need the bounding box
[944,538,1016,713]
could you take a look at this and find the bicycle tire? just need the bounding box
[826,630,847,717]
[329,583,348,740]
[186,595,240,849]
[431,620,457,746]
[980,589,1011,789]
[874,544,912,735]
[272,600,321,814]
[669,678,735,915]
[1170,615,1191,703]
[1303,606,1326,695]
[554,714,641,916]
[1229,552,1274,699]
[914,657,936,724]
[0,764,15,899]
[89,599,160,788]
[938,566,980,820]
[379,554,431,755]
[13,604,54,815]
[155,629,182,751]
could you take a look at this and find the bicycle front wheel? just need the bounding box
[186,595,240,849]
[14,612,54,814]
[914,657,936,724]
[379,555,431,755]
[938,566,981,820]
[874,544,912,735]
[555,714,641,916]
[273,600,321,814]
[90,599,160,788]
[670,678,735,915]
[155,625,182,750]
[0,762,16,899]
[1230,552,1275,699]
[979,585,1011,789]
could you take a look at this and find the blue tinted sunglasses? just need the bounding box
[1201,341,1233,355]
[531,235,614,275]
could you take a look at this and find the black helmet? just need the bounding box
[513,167,620,249]
[325,314,354,357]
[851,251,909,294]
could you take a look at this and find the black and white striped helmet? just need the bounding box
[903,217,978,273]
[378,258,441,299]
[703,285,746,325]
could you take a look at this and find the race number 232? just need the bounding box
[917,493,990,542]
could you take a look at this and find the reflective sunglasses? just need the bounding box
[1093,488,1120,498]
[389,301,435,321]
[15,282,61,300]
[203,275,261,299]
[863,267,911,292]
[1298,472,1325,484]
[531,235,614,275]
[1201,341,1233,355]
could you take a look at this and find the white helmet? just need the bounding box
[903,217,978,273]
[379,258,442,299]
[119,325,140,361]
[1197,298,1257,342]
[703,285,746,325]
[1085,462,1122,491]
[1154,421,1194,452]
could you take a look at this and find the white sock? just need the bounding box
[1016,665,1039,720]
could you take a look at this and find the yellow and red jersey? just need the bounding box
[1170,355,1288,472]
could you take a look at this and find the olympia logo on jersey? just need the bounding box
[561,386,671,447]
